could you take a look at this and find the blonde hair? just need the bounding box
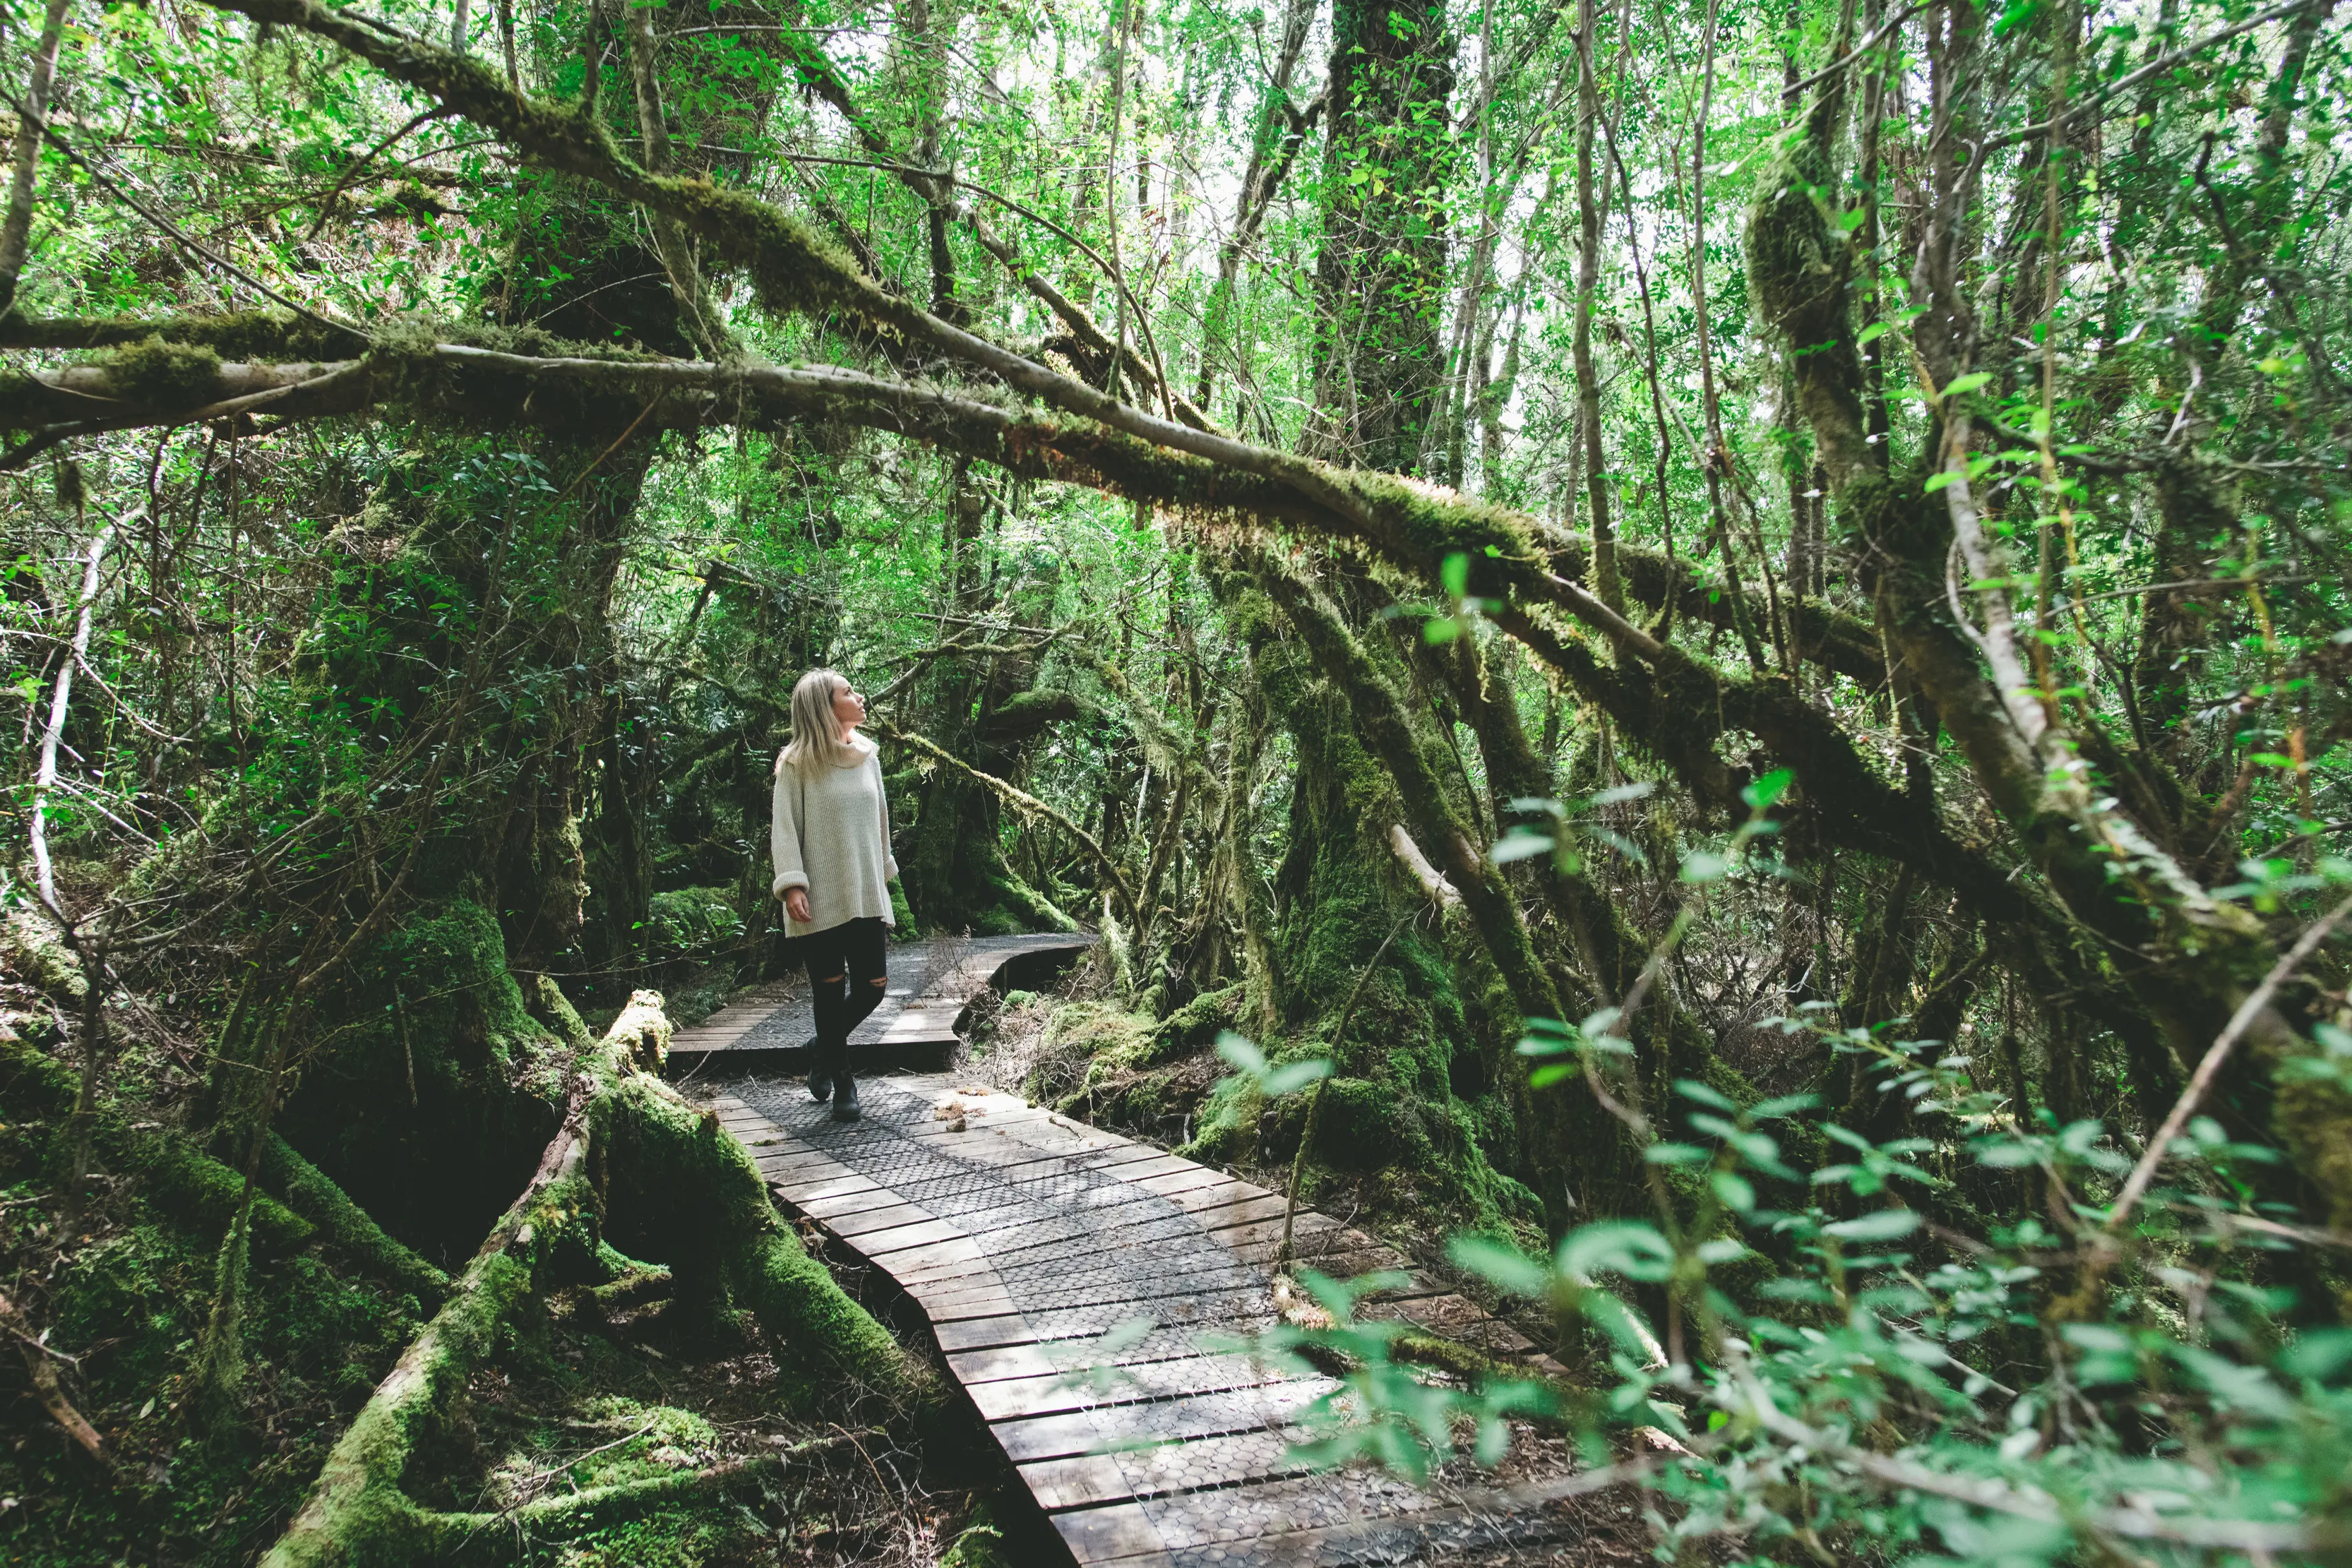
[777,667,859,777]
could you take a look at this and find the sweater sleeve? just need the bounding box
[876,756,900,882]
[771,763,808,898]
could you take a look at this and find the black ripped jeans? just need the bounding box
[803,916,888,1075]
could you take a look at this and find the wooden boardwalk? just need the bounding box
[665,933,1094,1075]
[680,949,1580,1564]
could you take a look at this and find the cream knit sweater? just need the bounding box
[770,733,901,938]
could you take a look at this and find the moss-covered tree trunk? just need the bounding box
[1193,558,1547,1233]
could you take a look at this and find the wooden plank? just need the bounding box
[989,1378,1341,1464]
[933,1312,1037,1354]
[877,1252,995,1298]
[915,1259,1270,1319]
[751,1144,857,1178]
[1020,1425,1318,1512]
[945,1342,1061,1384]
[1104,1154,1210,1184]
[772,1178,891,1216]
[1204,1212,1343,1248]
[1167,1192,1292,1230]
[885,1183,1173,1249]
[852,1216,972,1257]
[1358,1293,1494,1340]
[876,1192,1167,1253]
[943,1140,1166,1183]
[883,1250,1008,1293]
[904,1274,1017,1321]
[757,1155,861,1192]
[962,1351,1308,1423]
[823,1202,936,1238]
[733,1130,802,1154]
[1126,1163,1258,1199]
[954,1319,1257,1384]
[1049,1501,1168,1565]
[681,989,1551,1564]
[783,1187,903,1223]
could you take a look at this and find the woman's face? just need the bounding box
[830,682,866,733]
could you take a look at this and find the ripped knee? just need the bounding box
[819,971,845,984]
[868,975,888,988]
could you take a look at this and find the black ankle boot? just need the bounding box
[806,1067,833,1103]
[830,1072,862,1123]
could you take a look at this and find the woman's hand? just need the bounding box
[784,887,813,924]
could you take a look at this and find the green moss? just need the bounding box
[0,1034,315,1253]
[280,897,566,1261]
[2,909,88,1003]
[1301,1077,1438,1171]
[138,1138,316,1255]
[2273,1058,2352,1233]
[261,1249,536,1568]
[888,878,921,936]
[646,885,746,969]
[657,174,885,330]
[98,336,225,406]
[374,897,546,1065]
[4,307,362,359]
[599,1074,911,1396]
[1176,1070,1258,1165]
[1031,1002,1160,1105]
[263,1135,448,1301]
[1150,983,1243,1062]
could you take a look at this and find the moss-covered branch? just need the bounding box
[258,990,911,1567]
[0,1034,315,1255]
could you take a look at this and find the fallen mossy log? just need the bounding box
[260,1134,449,1305]
[0,1034,314,1256]
[261,990,916,1567]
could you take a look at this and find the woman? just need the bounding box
[772,668,899,1123]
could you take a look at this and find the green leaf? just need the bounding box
[1262,1059,1333,1097]
[1447,1235,1550,1296]
[1558,1219,1676,1283]
[1491,829,1556,863]
[1711,1170,1757,1214]
[1924,470,1959,493]
[1680,851,1730,884]
[1741,768,1794,810]
[1675,1080,1737,1111]
[1823,1207,1922,1241]
[1214,1031,1268,1077]
[1941,371,1993,400]
[1440,551,1470,598]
